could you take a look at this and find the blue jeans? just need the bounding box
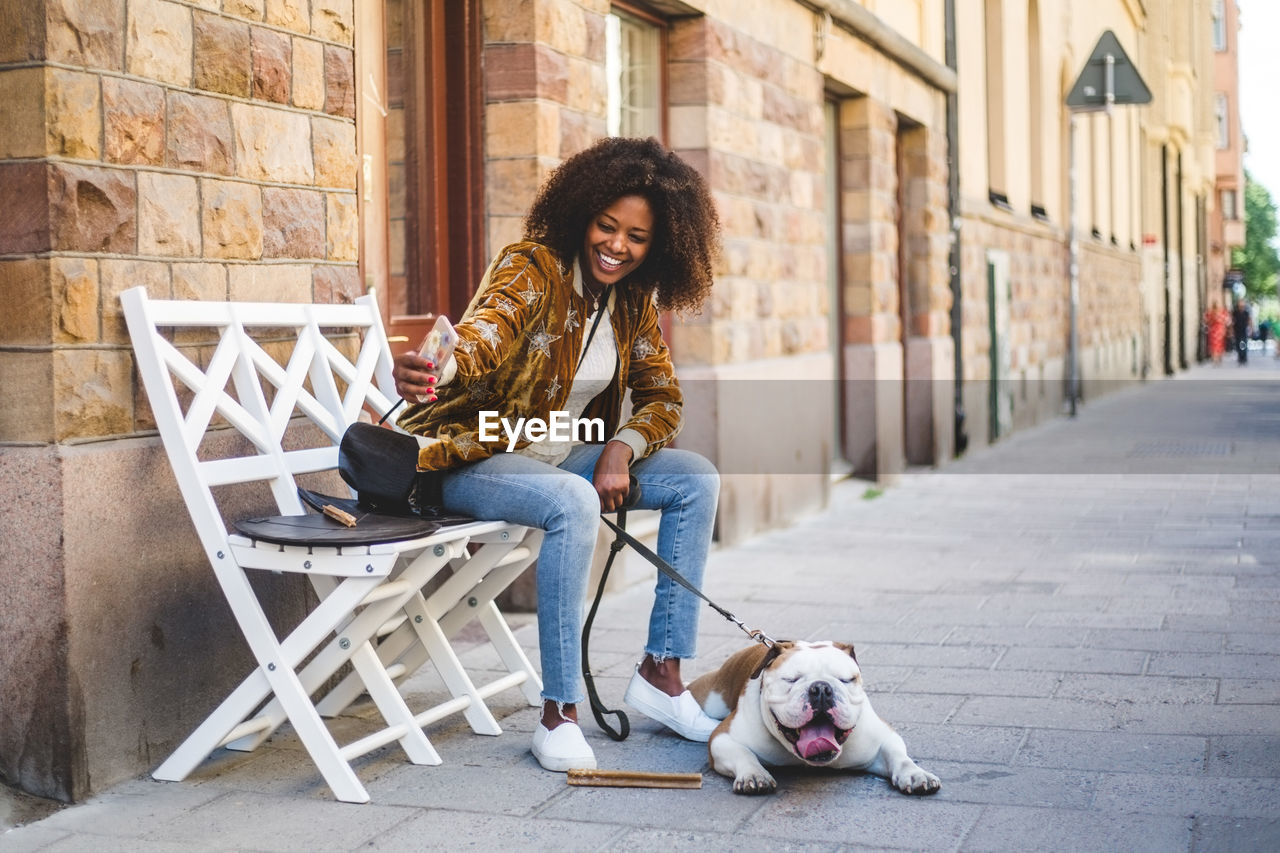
[439,444,720,704]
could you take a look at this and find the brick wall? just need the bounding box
[0,0,360,802]
[0,0,361,444]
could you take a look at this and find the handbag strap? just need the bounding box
[575,284,613,374]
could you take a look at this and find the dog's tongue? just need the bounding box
[796,720,839,759]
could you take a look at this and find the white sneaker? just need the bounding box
[623,669,719,742]
[531,721,597,772]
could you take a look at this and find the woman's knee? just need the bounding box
[647,448,720,504]
[546,475,602,532]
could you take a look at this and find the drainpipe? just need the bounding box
[945,0,966,454]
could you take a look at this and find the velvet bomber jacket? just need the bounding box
[397,241,683,472]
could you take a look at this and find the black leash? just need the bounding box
[580,482,777,741]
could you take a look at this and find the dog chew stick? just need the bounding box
[321,504,358,527]
[566,768,702,789]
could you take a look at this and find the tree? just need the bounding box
[1231,170,1280,301]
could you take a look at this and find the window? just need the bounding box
[606,5,666,140]
[1215,93,1229,149]
[370,0,485,345]
[1221,189,1238,221]
[1212,1,1226,52]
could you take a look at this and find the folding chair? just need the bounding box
[120,286,543,803]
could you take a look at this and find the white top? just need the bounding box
[517,307,617,467]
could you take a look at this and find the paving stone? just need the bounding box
[605,828,841,853]
[951,697,1123,731]
[0,825,72,852]
[1121,703,1280,736]
[960,805,1191,853]
[1189,816,1280,853]
[1147,652,1280,680]
[1091,773,1280,818]
[141,791,411,850]
[30,782,225,838]
[1217,678,1280,704]
[896,667,1060,698]
[370,808,623,851]
[539,780,766,833]
[1013,730,1206,774]
[996,646,1148,674]
[893,723,1025,765]
[741,782,981,850]
[1082,628,1224,653]
[923,760,1095,809]
[1054,673,1218,705]
[857,644,1006,669]
[1205,735,1280,777]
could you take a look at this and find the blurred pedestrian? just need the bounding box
[1232,298,1252,365]
[1205,299,1229,365]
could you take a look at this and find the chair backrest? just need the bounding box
[121,287,401,561]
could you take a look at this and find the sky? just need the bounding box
[1238,0,1280,200]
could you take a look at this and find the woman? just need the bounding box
[392,137,722,772]
[1205,299,1229,364]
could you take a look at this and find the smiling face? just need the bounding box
[758,641,866,765]
[581,194,654,289]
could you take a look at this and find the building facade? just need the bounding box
[1208,0,1245,305]
[953,0,1215,449]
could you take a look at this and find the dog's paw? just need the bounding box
[732,771,777,796]
[892,765,941,795]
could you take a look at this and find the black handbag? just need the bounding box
[337,421,447,518]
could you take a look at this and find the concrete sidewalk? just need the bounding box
[5,356,1280,852]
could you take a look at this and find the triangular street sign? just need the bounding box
[1066,30,1152,110]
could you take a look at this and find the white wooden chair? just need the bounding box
[120,286,543,803]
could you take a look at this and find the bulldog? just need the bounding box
[687,640,940,796]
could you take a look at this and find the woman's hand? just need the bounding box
[593,441,634,512]
[392,350,439,403]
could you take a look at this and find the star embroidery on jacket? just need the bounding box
[663,401,680,412]
[632,337,657,360]
[528,322,561,359]
[456,336,477,355]
[467,379,492,401]
[491,297,519,316]
[634,413,653,425]
[563,308,580,332]
[473,319,502,348]
[452,432,481,457]
[544,376,562,401]
[515,282,541,305]
[650,373,672,387]
[497,252,517,271]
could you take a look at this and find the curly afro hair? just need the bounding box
[523,136,720,314]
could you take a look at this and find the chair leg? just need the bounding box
[401,593,503,736]
[477,602,543,706]
[347,642,442,766]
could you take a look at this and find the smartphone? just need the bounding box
[415,315,456,402]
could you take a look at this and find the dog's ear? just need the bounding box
[750,641,790,680]
[835,642,857,664]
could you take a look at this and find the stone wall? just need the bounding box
[957,211,1143,448]
[0,0,359,801]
